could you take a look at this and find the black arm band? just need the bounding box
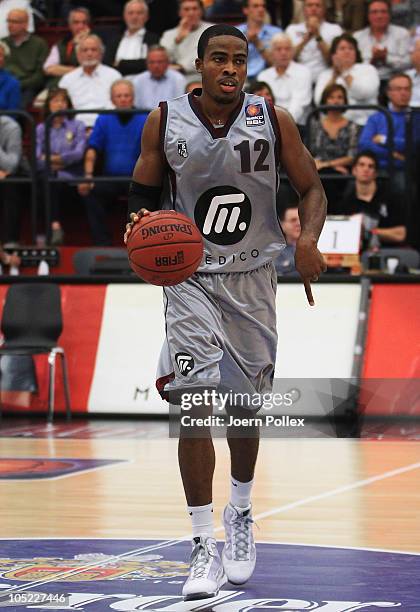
[127,181,162,218]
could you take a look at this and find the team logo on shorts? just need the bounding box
[175,352,194,376]
[194,186,252,245]
[245,103,265,126]
[177,139,188,158]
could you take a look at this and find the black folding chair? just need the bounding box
[0,283,71,422]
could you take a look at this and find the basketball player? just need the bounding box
[124,24,327,601]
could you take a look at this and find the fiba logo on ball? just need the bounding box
[175,352,194,376]
[194,186,252,245]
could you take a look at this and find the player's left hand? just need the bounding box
[294,235,327,306]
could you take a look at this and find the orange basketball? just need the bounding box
[127,210,204,286]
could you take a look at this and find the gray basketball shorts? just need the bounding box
[156,261,278,406]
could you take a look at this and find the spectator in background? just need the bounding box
[3,8,48,107]
[133,45,186,110]
[59,34,122,128]
[237,0,282,81]
[78,79,147,245]
[43,7,91,91]
[0,243,20,268]
[248,79,275,104]
[0,0,34,39]
[314,34,380,126]
[36,88,87,245]
[309,83,359,210]
[257,33,312,130]
[160,0,213,81]
[341,151,406,246]
[0,115,22,245]
[104,0,159,78]
[354,0,410,82]
[406,38,420,106]
[358,73,420,198]
[286,0,342,84]
[185,78,202,93]
[275,205,301,275]
[206,0,243,20]
[0,41,21,110]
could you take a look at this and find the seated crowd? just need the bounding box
[0,0,419,267]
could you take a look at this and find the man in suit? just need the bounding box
[104,0,159,78]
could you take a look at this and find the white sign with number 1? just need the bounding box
[318,214,363,255]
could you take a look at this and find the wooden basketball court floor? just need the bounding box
[0,418,419,610]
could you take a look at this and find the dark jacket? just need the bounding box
[103,28,159,76]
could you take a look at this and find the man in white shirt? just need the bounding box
[0,0,33,39]
[133,45,186,110]
[59,34,121,128]
[160,0,212,80]
[105,0,159,78]
[286,0,342,83]
[407,38,420,107]
[354,0,410,81]
[258,33,312,129]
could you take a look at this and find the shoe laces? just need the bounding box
[228,506,254,561]
[190,537,214,579]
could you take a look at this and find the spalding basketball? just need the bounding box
[127,210,203,286]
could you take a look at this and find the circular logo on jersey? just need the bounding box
[247,104,260,117]
[194,186,252,246]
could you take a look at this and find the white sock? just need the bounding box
[188,503,214,538]
[230,476,253,509]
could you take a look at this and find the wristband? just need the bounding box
[128,181,162,218]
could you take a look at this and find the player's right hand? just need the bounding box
[295,236,327,306]
[124,209,150,244]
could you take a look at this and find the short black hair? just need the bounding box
[353,150,378,169]
[197,24,248,60]
[279,204,299,221]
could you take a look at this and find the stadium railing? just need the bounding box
[43,108,149,242]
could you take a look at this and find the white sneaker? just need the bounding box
[222,503,256,584]
[182,536,227,601]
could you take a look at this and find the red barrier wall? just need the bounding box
[361,285,420,415]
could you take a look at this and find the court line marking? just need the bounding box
[247,459,420,523]
[1,537,419,557]
[0,458,132,482]
[1,459,419,596]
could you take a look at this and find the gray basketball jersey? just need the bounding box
[160,92,286,273]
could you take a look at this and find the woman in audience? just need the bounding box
[248,80,275,105]
[36,88,86,245]
[309,83,360,212]
[314,33,380,126]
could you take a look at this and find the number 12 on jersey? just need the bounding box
[234,139,270,173]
